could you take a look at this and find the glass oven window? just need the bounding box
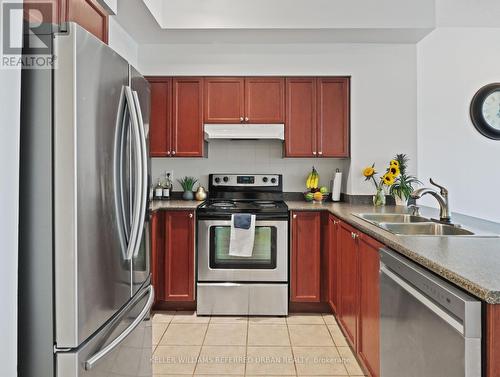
[209,226,277,269]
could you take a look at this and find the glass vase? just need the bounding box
[373,188,386,207]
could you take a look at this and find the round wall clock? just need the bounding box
[470,83,500,140]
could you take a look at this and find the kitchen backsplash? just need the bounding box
[151,139,349,193]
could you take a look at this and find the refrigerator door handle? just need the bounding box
[84,285,154,370]
[113,87,130,259]
[124,86,142,261]
[131,90,148,258]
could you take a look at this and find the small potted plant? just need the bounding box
[389,154,421,206]
[178,176,198,200]
[362,162,397,206]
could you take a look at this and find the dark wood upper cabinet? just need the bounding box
[66,0,108,43]
[358,233,382,377]
[27,0,108,43]
[204,77,245,123]
[285,78,317,157]
[163,211,195,302]
[317,77,350,157]
[338,221,359,348]
[245,77,285,123]
[148,78,172,157]
[290,211,321,302]
[172,78,204,157]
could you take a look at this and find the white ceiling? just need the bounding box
[114,0,435,44]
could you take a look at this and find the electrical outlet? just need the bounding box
[167,170,174,181]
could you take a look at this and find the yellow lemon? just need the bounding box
[313,192,323,201]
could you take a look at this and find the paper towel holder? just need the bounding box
[331,168,342,202]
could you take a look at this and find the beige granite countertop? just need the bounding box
[150,200,201,211]
[287,201,500,304]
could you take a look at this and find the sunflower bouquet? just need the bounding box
[362,160,401,206]
[388,154,421,205]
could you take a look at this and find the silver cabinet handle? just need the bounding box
[172,150,176,155]
[240,116,244,122]
[351,232,358,240]
[318,151,323,155]
[293,214,297,219]
[312,151,317,155]
[167,150,171,155]
[245,116,249,122]
[85,285,155,370]
[189,213,193,218]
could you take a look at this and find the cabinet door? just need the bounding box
[204,77,245,123]
[285,78,317,157]
[317,77,350,157]
[245,77,285,123]
[358,234,382,377]
[151,211,165,304]
[65,0,109,43]
[327,215,340,313]
[290,211,321,302]
[147,78,172,157]
[338,221,359,347]
[172,78,204,157]
[164,211,195,301]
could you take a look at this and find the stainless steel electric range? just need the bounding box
[196,174,289,316]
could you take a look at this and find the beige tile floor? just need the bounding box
[152,311,366,376]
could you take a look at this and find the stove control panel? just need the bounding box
[212,174,280,187]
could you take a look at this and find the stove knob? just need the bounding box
[262,177,268,183]
[223,176,229,182]
[214,177,221,183]
[271,177,277,184]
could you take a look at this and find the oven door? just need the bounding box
[197,219,288,282]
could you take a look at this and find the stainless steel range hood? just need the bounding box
[204,124,285,141]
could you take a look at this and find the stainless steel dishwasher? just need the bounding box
[379,248,482,377]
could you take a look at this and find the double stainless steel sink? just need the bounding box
[355,213,480,236]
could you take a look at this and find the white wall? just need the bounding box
[96,0,117,14]
[0,0,21,374]
[108,16,139,67]
[147,0,434,29]
[417,27,500,221]
[139,42,418,194]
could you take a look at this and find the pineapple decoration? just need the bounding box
[304,167,329,202]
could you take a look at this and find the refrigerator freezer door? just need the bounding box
[54,23,133,348]
[56,285,154,377]
[130,66,152,294]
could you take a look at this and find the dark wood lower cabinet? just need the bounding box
[337,221,359,347]
[290,211,321,302]
[358,234,382,377]
[152,210,195,305]
[151,211,165,305]
[326,214,340,313]
[486,304,500,377]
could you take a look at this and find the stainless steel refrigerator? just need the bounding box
[19,23,153,377]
